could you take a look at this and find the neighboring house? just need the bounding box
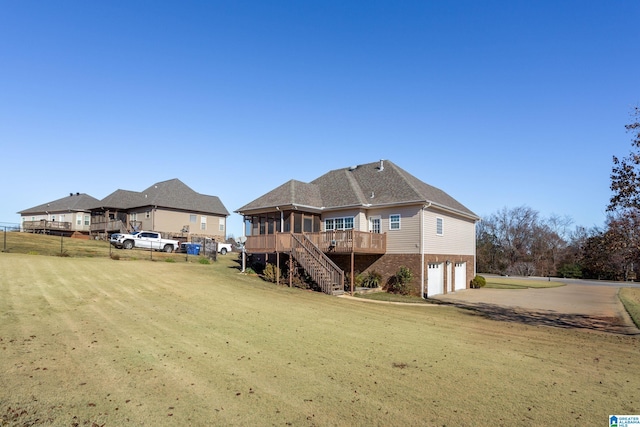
[236,160,479,297]
[89,179,229,242]
[18,193,100,239]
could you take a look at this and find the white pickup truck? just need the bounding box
[110,231,180,253]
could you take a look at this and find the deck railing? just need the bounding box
[22,220,72,232]
[244,230,385,254]
[90,220,126,233]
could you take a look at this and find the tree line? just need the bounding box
[477,107,640,280]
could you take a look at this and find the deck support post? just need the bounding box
[350,251,355,296]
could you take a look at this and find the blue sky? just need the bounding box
[1,1,638,236]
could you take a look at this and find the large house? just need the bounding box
[236,160,479,297]
[89,179,229,241]
[19,193,100,238]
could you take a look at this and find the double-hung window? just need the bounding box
[389,214,401,230]
[436,217,444,236]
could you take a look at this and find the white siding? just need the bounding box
[423,209,476,255]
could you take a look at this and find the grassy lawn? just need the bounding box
[1,240,639,426]
[620,288,640,328]
[484,276,566,289]
[353,291,431,304]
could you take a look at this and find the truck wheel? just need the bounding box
[163,244,173,253]
[123,240,134,250]
[220,247,227,255]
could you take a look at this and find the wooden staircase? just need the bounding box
[290,234,344,295]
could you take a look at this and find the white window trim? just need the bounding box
[369,215,381,233]
[389,214,401,231]
[324,216,354,231]
[436,217,444,236]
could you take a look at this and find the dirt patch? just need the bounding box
[433,284,640,335]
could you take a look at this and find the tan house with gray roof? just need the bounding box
[90,179,229,241]
[236,160,479,297]
[19,193,100,238]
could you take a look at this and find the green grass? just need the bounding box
[484,276,567,289]
[619,287,640,328]
[354,291,430,304]
[1,247,639,426]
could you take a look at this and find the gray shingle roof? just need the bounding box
[93,179,229,216]
[236,160,477,218]
[18,193,100,215]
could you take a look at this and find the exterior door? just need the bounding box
[455,262,467,291]
[427,263,444,297]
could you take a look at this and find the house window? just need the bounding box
[370,216,381,233]
[131,213,137,221]
[190,214,197,223]
[436,217,443,235]
[201,216,207,230]
[84,215,90,226]
[390,214,401,230]
[325,216,354,231]
[219,223,224,231]
[76,215,82,226]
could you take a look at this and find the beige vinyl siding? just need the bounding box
[369,205,422,254]
[423,209,475,255]
[152,209,226,239]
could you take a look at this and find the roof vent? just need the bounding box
[349,165,358,171]
[76,192,80,196]
[370,191,375,198]
[70,193,73,196]
[378,159,384,171]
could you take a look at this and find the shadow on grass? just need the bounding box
[434,300,640,335]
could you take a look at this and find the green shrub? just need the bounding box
[470,275,486,288]
[362,270,382,288]
[165,257,175,263]
[344,271,364,291]
[263,263,280,283]
[387,266,413,295]
[198,257,211,265]
[244,267,256,275]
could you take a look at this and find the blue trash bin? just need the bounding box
[187,243,201,255]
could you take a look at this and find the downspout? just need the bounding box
[421,202,432,299]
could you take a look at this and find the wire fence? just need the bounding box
[1,226,233,262]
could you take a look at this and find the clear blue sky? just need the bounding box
[1,1,638,236]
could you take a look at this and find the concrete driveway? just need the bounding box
[431,284,639,335]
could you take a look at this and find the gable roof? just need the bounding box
[93,179,229,216]
[236,160,478,219]
[18,193,100,215]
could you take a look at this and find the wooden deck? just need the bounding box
[244,230,386,254]
[22,220,72,233]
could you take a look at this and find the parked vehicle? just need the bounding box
[110,231,179,253]
[217,242,232,255]
[177,241,232,255]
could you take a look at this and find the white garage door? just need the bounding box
[427,263,444,297]
[454,262,467,291]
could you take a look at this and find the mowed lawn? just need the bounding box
[1,253,639,426]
